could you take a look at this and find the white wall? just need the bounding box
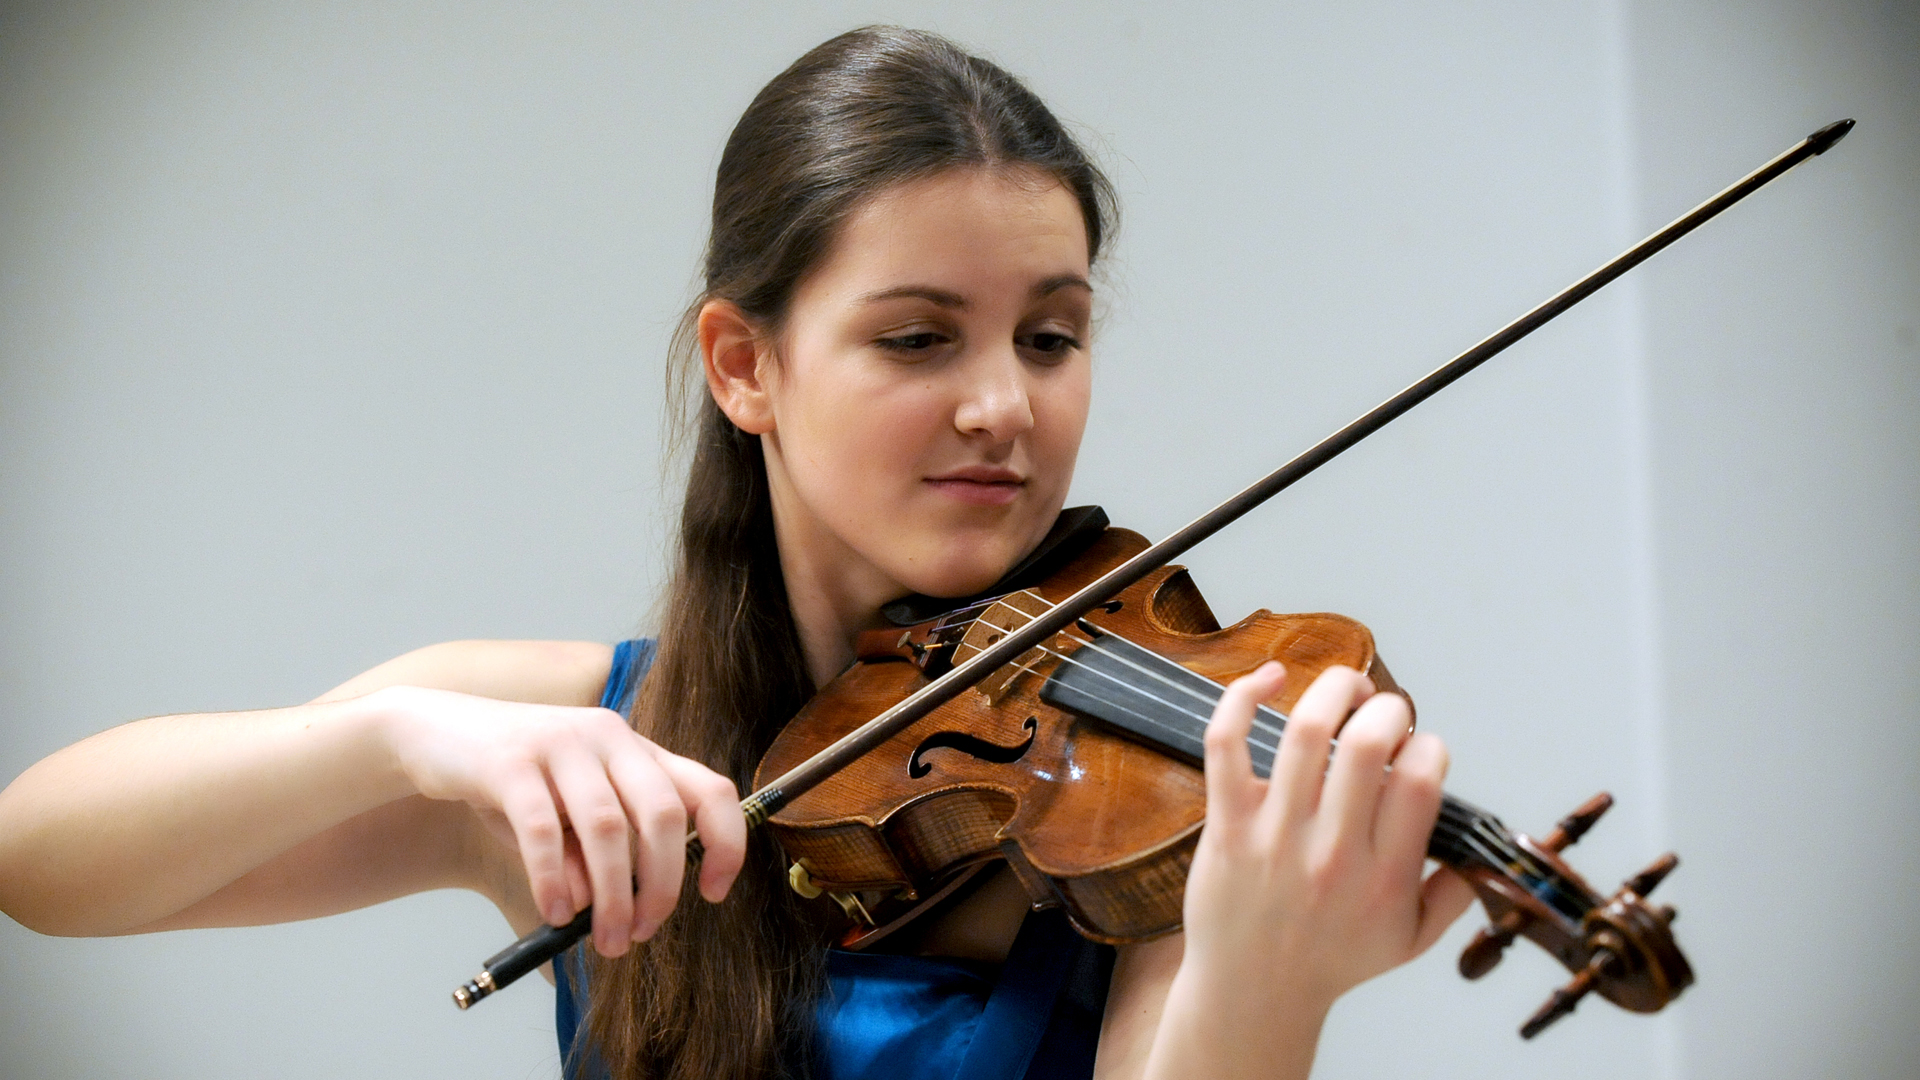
[1628,3,1920,1077]
[0,2,1911,1078]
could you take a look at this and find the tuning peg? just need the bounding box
[1520,949,1614,1039]
[1540,792,1613,853]
[1623,852,1679,898]
[1459,909,1530,980]
[1656,904,1678,925]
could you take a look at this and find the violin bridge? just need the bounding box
[958,591,1065,706]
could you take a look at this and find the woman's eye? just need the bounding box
[1022,331,1081,358]
[877,332,945,354]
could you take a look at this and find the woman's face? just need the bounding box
[734,166,1093,613]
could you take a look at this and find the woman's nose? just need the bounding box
[952,346,1034,442]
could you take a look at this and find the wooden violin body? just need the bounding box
[756,525,1693,1037]
[758,527,1394,942]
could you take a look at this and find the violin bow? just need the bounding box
[455,118,1854,1008]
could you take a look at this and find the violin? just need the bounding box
[453,119,1855,1036]
[759,513,1690,1038]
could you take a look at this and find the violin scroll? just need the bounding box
[1454,791,1693,1039]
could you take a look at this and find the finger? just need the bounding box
[1317,691,1410,849]
[1412,865,1478,957]
[1203,662,1284,837]
[547,748,637,956]
[607,747,688,941]
[1264,666,1370,828]
[560,831,592,916]
[497,771,574,928]
[1373,730,1448,870]
[650,751,746,904]
[542,779,593,918]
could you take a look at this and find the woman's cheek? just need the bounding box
[1034,382,1090,488]
[863,403,942,488]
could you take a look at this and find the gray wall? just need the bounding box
[1,2,1912,1078]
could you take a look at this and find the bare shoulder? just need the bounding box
[311,639,617,707]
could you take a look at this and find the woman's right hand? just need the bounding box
[378,685,748,957]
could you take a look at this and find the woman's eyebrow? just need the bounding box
[855,285,968,308]
[1031,274,1092,299]
[854,275,1092,309]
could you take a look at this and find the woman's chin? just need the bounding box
[896,567,1002,601]
[891,544,1028,600]
[877,508,1064,600]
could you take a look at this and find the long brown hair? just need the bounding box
[580,26,1118,1080]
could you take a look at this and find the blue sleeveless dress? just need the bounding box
[553,640,1114,1079]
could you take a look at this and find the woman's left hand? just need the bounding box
[1144,662,1476,1080]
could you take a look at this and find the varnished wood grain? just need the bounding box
[754,527,1393,944]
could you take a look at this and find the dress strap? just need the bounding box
[600,638,657,715]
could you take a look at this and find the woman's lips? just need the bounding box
[925,468,1025,506]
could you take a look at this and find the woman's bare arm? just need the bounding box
[1093,934,1182,1080]
[0,640,611,937]
[313,639,612,710]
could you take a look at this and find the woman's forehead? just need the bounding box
[803,167,1091,305]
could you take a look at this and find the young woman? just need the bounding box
[0,27,1472,1080]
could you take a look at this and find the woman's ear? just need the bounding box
[698,299,776,434]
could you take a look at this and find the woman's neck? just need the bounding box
[767,489,908,690]
[777,546,901,690]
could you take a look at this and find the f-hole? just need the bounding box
[909,716,1039,779]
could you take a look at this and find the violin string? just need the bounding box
[925,594,1019,634]
[926,591,1232,716]
[939,598,1503,838]
[905,596,1239,753]
[1473,816,1556,886]
[961,591,1293,744]
[934,594,1557,884]
[1016,640,1546,872]
[1443,800,1546,882]
[978,645,1536,877]
[967,595,1566,876]
[1058,626,1293,743]
[984,647,1285,760]
[1445,809,1520,874]
[1020,647,1535,876]
[967,630,1290,760]
[928,593,1294,748]
[944,595,1528,864]
[981,603,1542,864]
[1044,632,1288,742]
[947,597,1228,726]
[978,647,1542,879]
[1436,801,1540,878]
[947,596,1351,778]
